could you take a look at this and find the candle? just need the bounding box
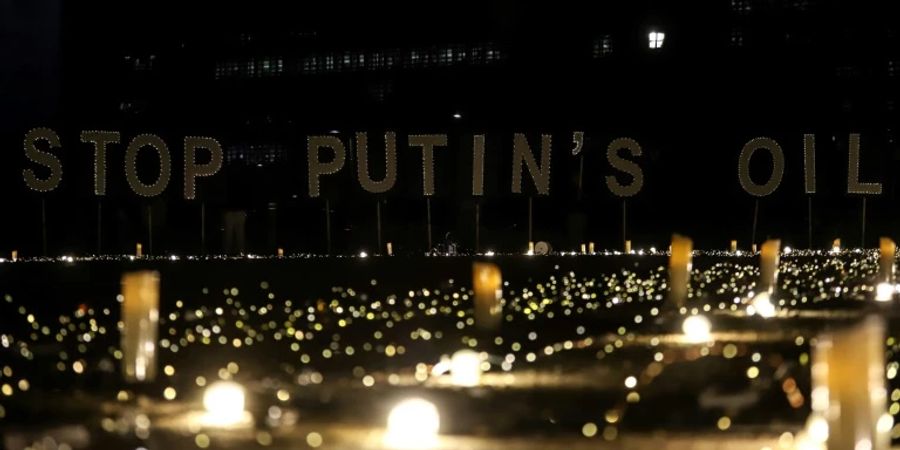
[528,241,535,255]
[876,238,896,301]
[811,316,890,450]
[11,250,17,262]
[832,238,841,254]
[751,243,757,253]
[136,243,143,258]
[580,243,587,255]
[730,240,737,253]
[473,262,502,330]
[759,239,781,293]
[387,242,393,256]
[624,240,632,254]
[121,271,160,382]
[588,242,595,254]
[277,247,284,257]
[880,238,895,282]
[668,234,693,308]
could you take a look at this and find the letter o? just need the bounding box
[125,134,171,197]
[738,137,784,197]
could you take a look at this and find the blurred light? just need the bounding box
[681,315,711,343]
[384,398,439,449]
[452,113,462,119]
[751,292,776,318]
[624,376,637,389]
[807,414,829,442]
[648,31,665,49]
[784,246,793,254]
[203,381,245,427]
[450,350,482,387]
[359,251,369,258]
[876,282,894,302]
[878,412,894,433]
[484,250,495,257]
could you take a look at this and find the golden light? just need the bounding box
[121,271,160,382]
[806,414,829,443]
[473,262,502,330]
[450,349,482,387]
[384,398,440,449]
[681,315,711,343]
[668,234,693,308]
[202,381,246,427]
[831,238,841,254]
[750,292,777,318]
[876,283,894,302]
[877,238,896,301]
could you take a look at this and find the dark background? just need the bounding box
[1,0,899,256]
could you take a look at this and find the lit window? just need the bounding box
[593,35,612,57]
[731,29,744,47]
[648,31,665,49]
[731,0,752,14]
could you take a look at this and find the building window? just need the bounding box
[593,35,613,57]
[731,29,744,47]
[731,0,752,14]
[648,31,665,49]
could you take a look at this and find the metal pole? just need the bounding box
[376,200,382,253]
[577,155,584,201]
[528,197,533,244]
[751,199,759,248]
[807,196,813,249]
[426,198,432,251]
[475,202,481,252]
[97,199,102,255]
[325,199,332,255]
[147,205,153,255]
[861,196,867,248]
[200,202,206,255]
[41,198,47,256]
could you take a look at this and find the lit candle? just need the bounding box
[730,240,737,253]
[11,250,17,262]
[387,242,393,256]
[624,240,632,254]
[832,238,841,254]
[588,242,595,254]
[528,241,535,255]
[880,237,895,282]
[759,239,781,293]
[812,316,890,450]
[876,238,895,301]
[668,234,693,308]
[121,271,160,382]
[751,243,757,253]
[580,243,587,255]
[277,247,284,257]
[472,262,502,330]
[136,243,143,258]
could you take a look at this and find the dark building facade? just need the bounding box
[1,1,899,255]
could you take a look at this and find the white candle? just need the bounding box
[812,316,890,450]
